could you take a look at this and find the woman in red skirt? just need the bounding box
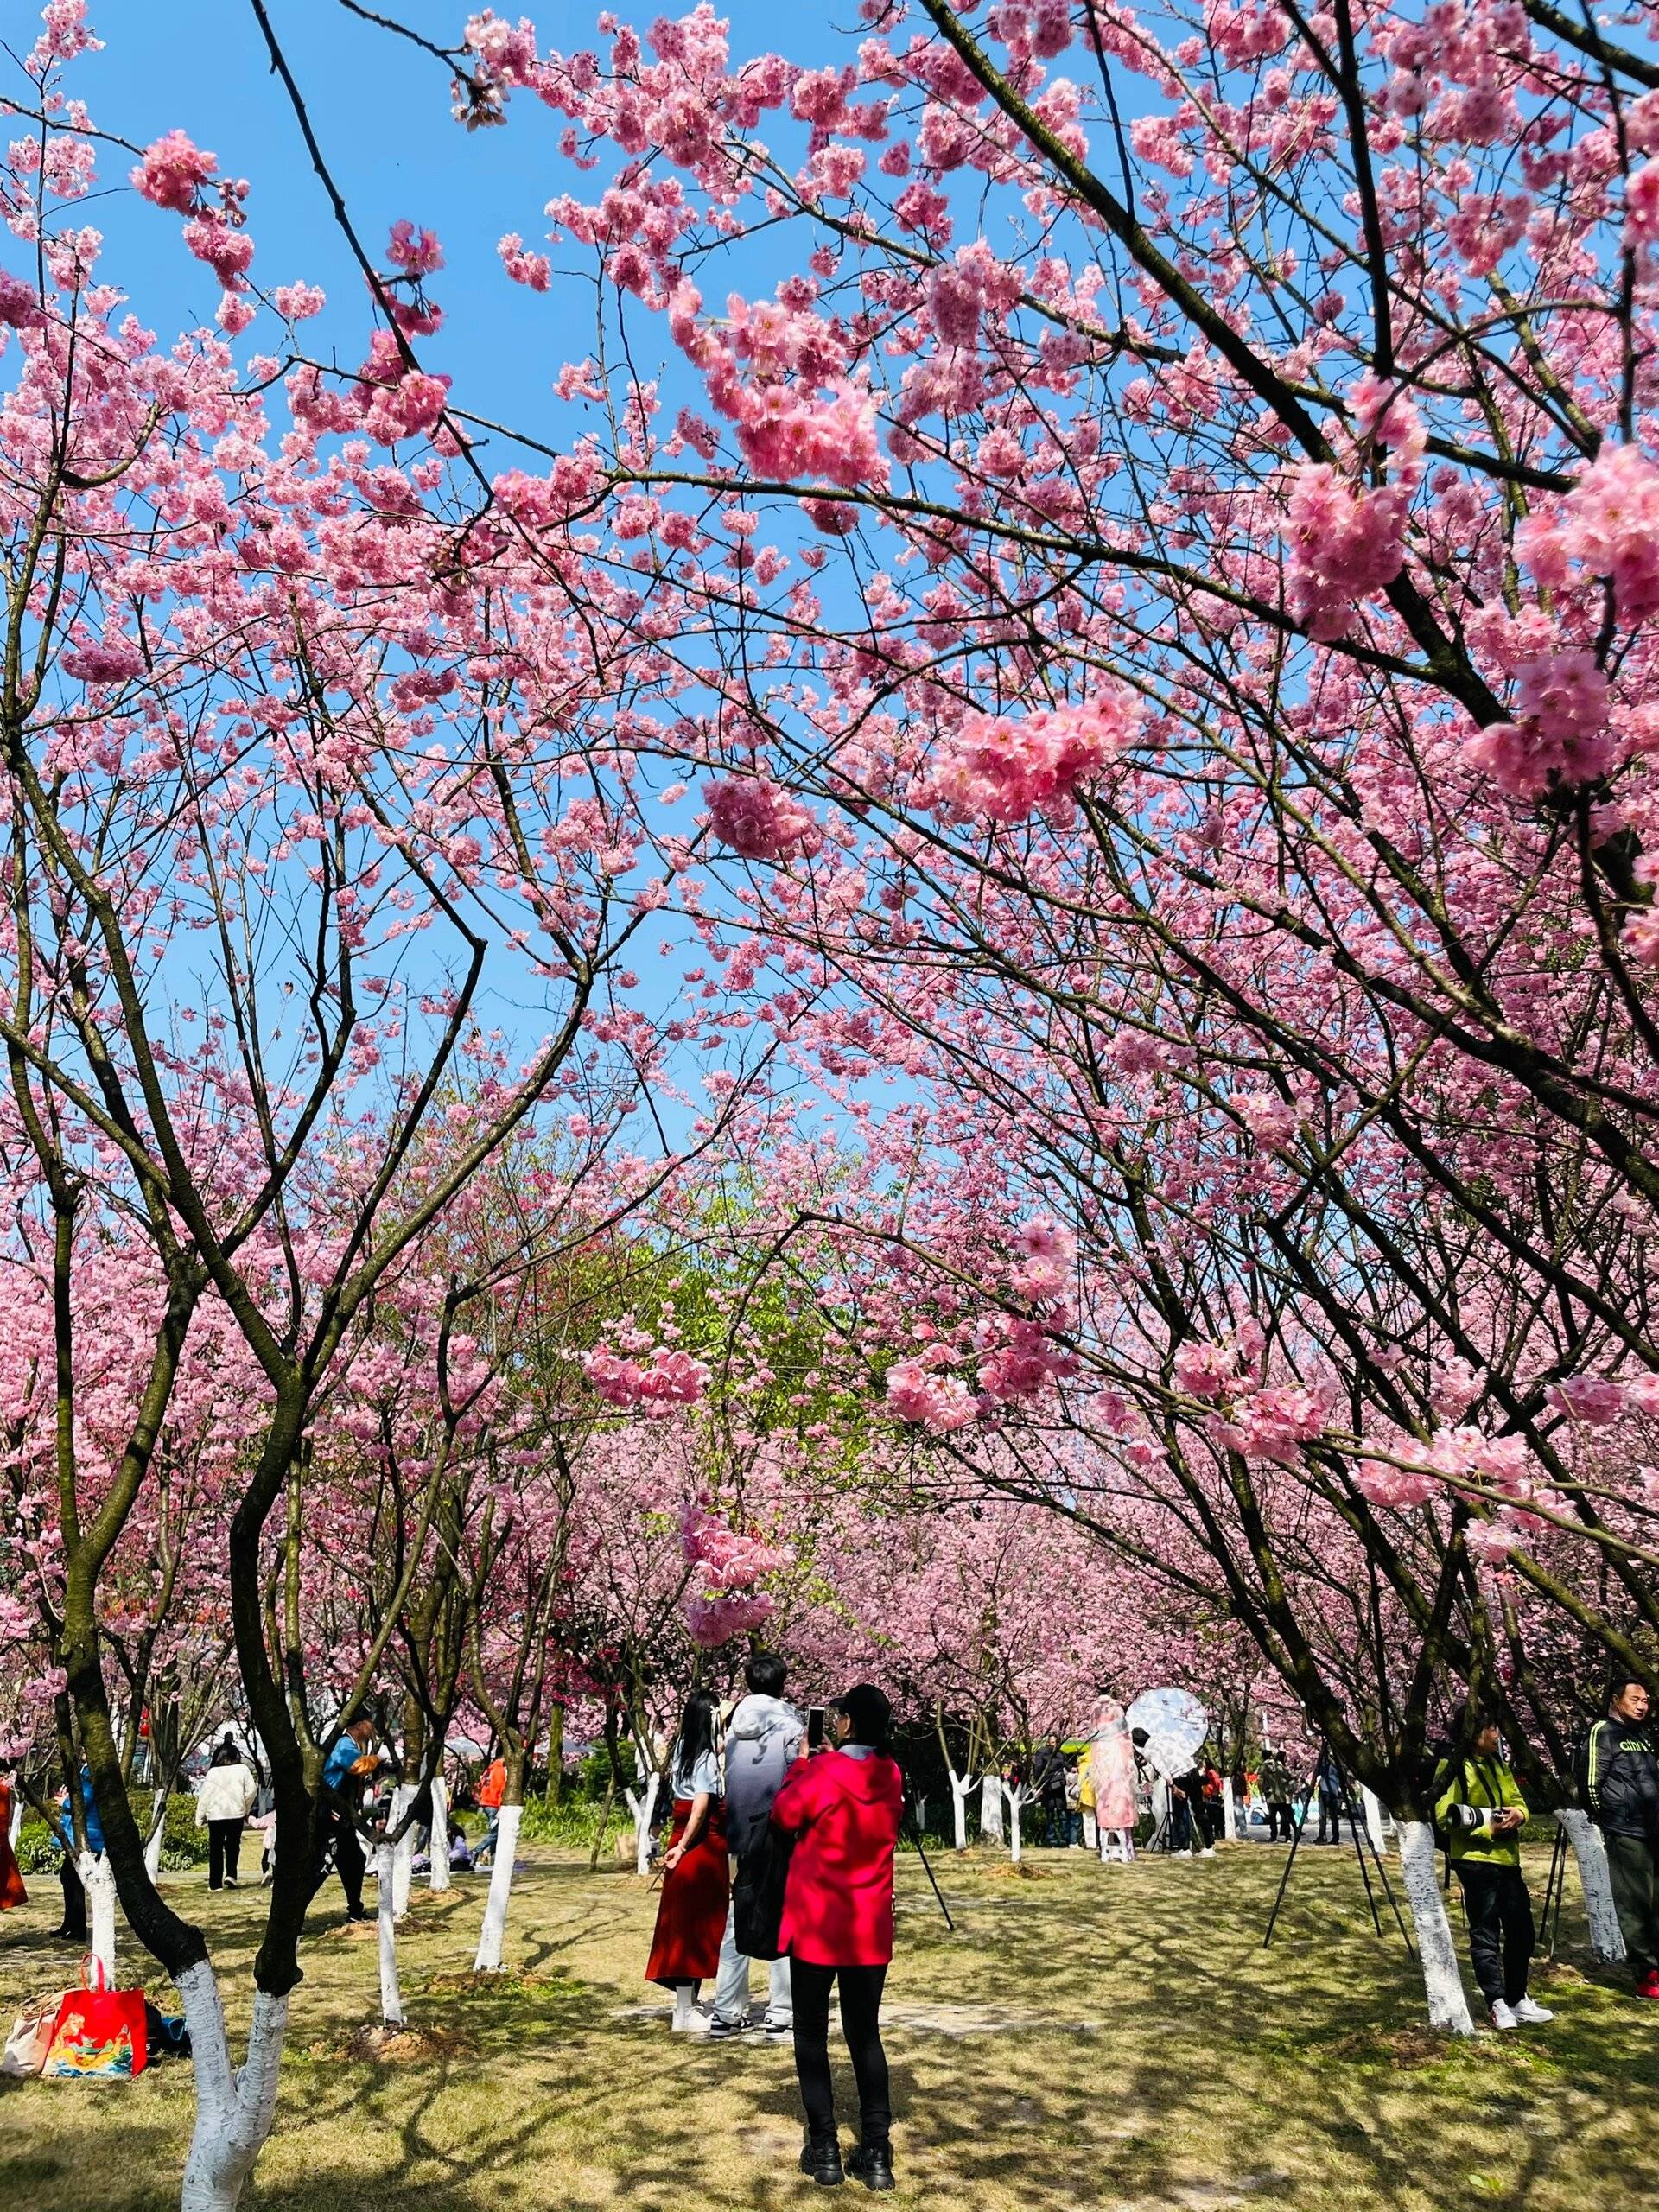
[645,1689,728,2031]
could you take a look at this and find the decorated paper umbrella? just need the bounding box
[1126,1687,1209,1777]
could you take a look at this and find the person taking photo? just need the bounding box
[772,1684,903,2191]
[1579,1674,1659,1998]
[1433,1716,1552,2031]
[710,1651,803,2042]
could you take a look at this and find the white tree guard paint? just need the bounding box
[1005,1783,1025,1864]
[143,1789,168,1882]
[389,1785,416,1920]
[473,1802,522,1973]
[979,1771,1005,1845]
[1222,1778,1236,1840]
[1362,1787,1387,1853]
[376,1840,405,2026]
[9,1789,22,1847]
[624,1771,660,1880]
[177,1961,289,2212]
[83,1852,117,1982]
[428,1773,451,1893]
[947,1767,975,1853]
[1395,1820,1475,2034]
[1556,1808,1627,1963]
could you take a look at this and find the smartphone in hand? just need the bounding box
[806,1706,826,1750]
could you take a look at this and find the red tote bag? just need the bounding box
[41,1955,148,2080]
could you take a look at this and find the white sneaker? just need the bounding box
[1200,1847,1217,1859]
[1489,1999,1521,2031]
[1511,1997,1554,2024]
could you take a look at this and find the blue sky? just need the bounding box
[71,0,853,447]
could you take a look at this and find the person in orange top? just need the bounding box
[0,1760,29,1910]
[476,1754,507,1864]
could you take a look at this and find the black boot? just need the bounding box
[799,2134,844,2187]
[847,2141,895,2192]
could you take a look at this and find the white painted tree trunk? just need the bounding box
[1222,1778,1236,1840]
[83,1852,117,1982]
[8,1789,22,1847]
[624,1771,660,1879]
[1556,1808,1627,1963]
[389,1785,416,1920]
[1362,1787,1387,1853]
[143,1789,167,1882]
[428,1773,451,1893]
[177,1960,288,2212]
[947,1769,974,1853]
[1006,1784,1025,1864]
[1395,1820,1475,2034]
[980,1771,1005,1845]
[376,1840,405,2027]
[473,1802,522,1973]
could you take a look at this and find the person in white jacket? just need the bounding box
[196,1738,258,1889]
[709,1653,804,2041]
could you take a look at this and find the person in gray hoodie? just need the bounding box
[710,1651,804,2040]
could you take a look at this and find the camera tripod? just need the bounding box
[901,1779,955,1931]
[1262,1744,1415,1960]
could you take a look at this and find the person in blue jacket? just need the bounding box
[308,1713,383,1923]
[51,1767,105,1942]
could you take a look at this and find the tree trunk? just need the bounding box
[376,1840,405,2027]
[1362,1787,1387,1853]
[1222,1778,1236,1840]
[623,1771,660,1879]
[84,1851,117,1980]
[979,1771,1005,1845]
[949,1771,973,1853]
[9,1790,22,1847]
[1556,1808,1627,1964]
[177,1961,288,2212]
[428,1773,451,1894]
[473,1802,523,1972]
[1006,1786,1023,1863]
[1395,1821,1475,2034]
[588,1762,618,1875]
[143,1789,167,1883]
[543,1701,564,1806]
[389,1785,416,1920]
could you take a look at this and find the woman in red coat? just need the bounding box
[645,1690,729,2031]
[0,1763,27,1910]
[772,1683,903,2192]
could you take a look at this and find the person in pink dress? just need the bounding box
[1090,1696,1138,1861]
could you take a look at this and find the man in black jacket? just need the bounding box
[1580,1675,1659,1998]
[1033,1732,1071,1847]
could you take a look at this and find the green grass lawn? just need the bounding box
[1,1837,1654,2210]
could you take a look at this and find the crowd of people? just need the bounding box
[3,1668,1658,2180]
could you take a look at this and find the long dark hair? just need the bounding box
[673,1689,721,1777]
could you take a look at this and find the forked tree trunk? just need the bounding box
[1556,1808,1626,1963]
[376,1840,405,2026]
[84,1851,117,1980]
[1395,1820,1475,2034]
[428,1773,450,1894]
[948,1769,974,1853]
[176,1961,288,2212]
[623,1771,660,1879]
[473,1802,522,1972]
[979,1772,1005,1845]
[389,1785,416,1920]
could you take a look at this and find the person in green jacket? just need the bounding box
[1433,1718,1554,2031]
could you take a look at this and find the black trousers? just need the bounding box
[1267,1800,1294,1842]
[309,1809,367,1916]
[791,1961,890,2146]
[1605,1831,1659,1978]
[58,1856,87,1939]
[1457,1864,1535,2006]
[207,1819,244,1888]
[1316,1795,1342,1842]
